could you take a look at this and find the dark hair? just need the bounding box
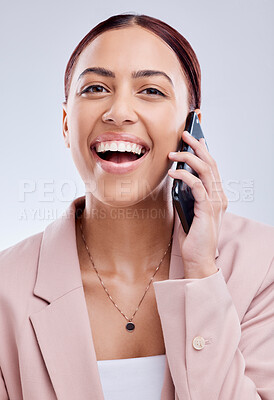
[64,13,201,111]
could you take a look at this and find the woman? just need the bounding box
[0,13,273,400]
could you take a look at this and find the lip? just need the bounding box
[90,146,150,174]
[90,132,150,151]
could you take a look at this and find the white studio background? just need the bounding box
[0,0,273,250]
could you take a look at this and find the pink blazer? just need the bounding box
[0,196,273,400]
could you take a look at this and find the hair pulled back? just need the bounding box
[64,13,201,111]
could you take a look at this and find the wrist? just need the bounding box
[183,263,218,279]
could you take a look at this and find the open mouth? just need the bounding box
[91,146,148,164]
[96,150,144,163]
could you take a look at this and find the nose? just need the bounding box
[102,92,138,126]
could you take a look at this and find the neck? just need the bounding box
[76,191,175,282]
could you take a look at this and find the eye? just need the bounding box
[141,88,166,97]
[81,85,108,94]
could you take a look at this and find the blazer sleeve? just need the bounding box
[153,258,274,400]
[0,368,8,400]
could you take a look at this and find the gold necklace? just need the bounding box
[78,213,173,333]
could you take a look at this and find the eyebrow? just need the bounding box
[77,67,174,87]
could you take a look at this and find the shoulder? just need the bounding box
[0,232,43,297]
[219,212,274,260]
[221,211,274,240]
[0,231,43,267]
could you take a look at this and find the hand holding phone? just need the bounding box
[168,111,227,279]
[171,111,209,233]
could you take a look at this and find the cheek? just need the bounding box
[142,104,179,149]
[67,102,99,140]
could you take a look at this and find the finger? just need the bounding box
[168,168,213,213]
[182,131,216,170]
[168,150,225,233]
[197,137,228,215]
[181,132,228,210]
[168,151,219,201]
[199,137,207,149]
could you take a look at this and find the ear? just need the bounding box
[194,108,202,124]
[62,102,70,148]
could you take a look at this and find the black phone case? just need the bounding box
[171,111,208,233]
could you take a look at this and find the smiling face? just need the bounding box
[63,25,200,207]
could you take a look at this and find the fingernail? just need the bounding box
[169,152,177,156]
[184,130,191,135]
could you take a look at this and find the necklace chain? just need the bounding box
[78,212,173,330]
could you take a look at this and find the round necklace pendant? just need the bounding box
[126,322,135,332]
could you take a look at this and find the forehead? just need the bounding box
[71,26,186,86]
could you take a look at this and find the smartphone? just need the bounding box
[171,111,209,233]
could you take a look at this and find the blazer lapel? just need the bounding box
[30,196,105,399]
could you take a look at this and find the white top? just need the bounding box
[97,354,166,399]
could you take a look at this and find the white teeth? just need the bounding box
[110,142,118,151]
[117,142,126,152]
[97,143,103,152]
[94,141,145,155]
